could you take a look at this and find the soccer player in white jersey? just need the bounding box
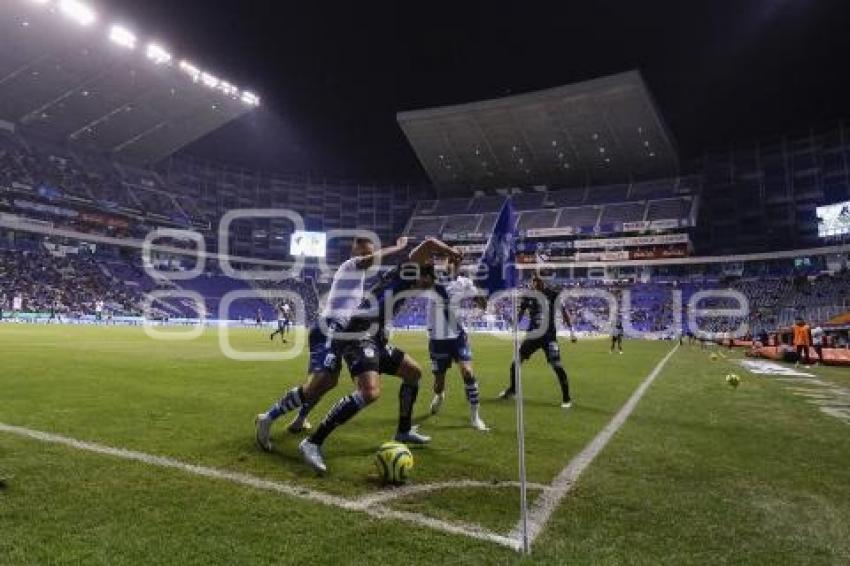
[95,300,104,323]
[254,236,409,450]
[12,294,22,321]
[426,264,489,431]
[269,302,292,343]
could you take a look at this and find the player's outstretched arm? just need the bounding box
[355,236,409,268]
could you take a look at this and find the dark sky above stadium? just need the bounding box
[108,0,850,183]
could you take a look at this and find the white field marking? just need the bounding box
[0,422,520,550]
[356,479,548,507]
[809,399,850,408]
[820,407,850,423]
[745,365,850,426]
[510,344,680,546]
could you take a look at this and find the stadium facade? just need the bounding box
[0,5,849,345]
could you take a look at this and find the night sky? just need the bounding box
[106,0,850,183]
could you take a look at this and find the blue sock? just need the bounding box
[266,386,303,421]
[463,376,480,407]
[295,402,312,421]
[309,391,365,446]
[398,383,419,434]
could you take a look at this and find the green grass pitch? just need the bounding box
[1,324,849,564]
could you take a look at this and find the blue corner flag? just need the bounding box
[478,199,517,294]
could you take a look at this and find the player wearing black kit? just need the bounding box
[298,238,462,474]
[499,273,575,408]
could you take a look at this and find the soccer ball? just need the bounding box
[375,441,414,485]
[725,373,741,388]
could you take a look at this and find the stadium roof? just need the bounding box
[397,71,679,194]
[0,1,259,165]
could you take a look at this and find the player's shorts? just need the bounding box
[277,318,290,331]
[342,337,406,377]
[428,332,473,374]
[519,332,561,365]
[308,323,342,374]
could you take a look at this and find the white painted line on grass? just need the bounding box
[0,422,520,550]
[511,344,680,546]
[356,479,547,507]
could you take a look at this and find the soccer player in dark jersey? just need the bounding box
[499,272,575,408]
[611,320,624,354]
[298,238,462,474]
[255,236,409,449]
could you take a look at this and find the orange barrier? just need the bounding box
[752,346,783,361]
[827,311,850,325]
[751,345,850,366]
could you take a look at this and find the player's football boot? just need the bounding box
[497,388,515,400]
[286,416,312,434]
[395,426,431,445]
[561,401,573,409]
[254,414,274,452]
[299,439,327,474]
[429,393,445,415]
[470,415,489,431]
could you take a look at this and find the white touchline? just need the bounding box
[0,422,520,550]
[511,344,680,546]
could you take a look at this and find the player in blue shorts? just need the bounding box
[426,265,489,431]
[298,238,463,474]
[254,236,409,450]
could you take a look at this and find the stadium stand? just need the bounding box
[0,129,429,265]
[555,206,601,229]
[598,202,646,225]
[0,248,144,316]
[403,176,700,241]
[695,128,850,254]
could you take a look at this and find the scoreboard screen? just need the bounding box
[817,201,850,238]
[290,231,327,258]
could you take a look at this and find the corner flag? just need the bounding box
[479,199,518,294]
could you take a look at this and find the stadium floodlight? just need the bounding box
[241,91,260,106]
[179,60,201,82]
[218,81,238,97]
[59,0,97,26]
[109,25,137,49]
[146,43,172,65]
[200,72,220,89]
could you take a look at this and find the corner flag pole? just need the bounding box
[481,199,528,553]
[513,285,530,554]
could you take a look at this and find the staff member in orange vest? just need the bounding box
[793,317,812,366]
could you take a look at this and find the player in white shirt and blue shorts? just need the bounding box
[427,268,489,431]
[269,302,292,344]
[254,236,409,450]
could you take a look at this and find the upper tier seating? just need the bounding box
[405,178,697,240]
